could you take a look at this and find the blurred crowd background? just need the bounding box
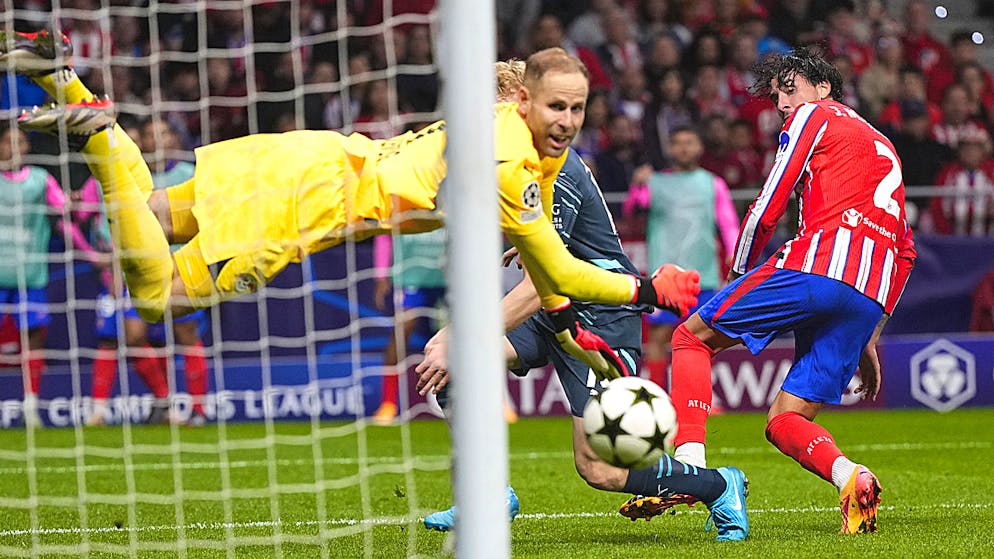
[0,1,993,294]
[3,1,994,236]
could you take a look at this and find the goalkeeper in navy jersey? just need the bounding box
[413,61,749,541]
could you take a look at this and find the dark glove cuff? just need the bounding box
[546,302,578,335]
[634,276,657,306]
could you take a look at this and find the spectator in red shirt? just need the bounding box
[530,13,613,91]
[925,30,994,106]
[726,118,764,191]
[830,54,862,113]
[724,32,758,109]
[900,0,950,75]
[596,7,644,79]
[928,127,994,236]
[858,35,904,122]
[824,1,874,75]
[689,64,737,119]
[699,113,756,193]
[877,65,942,135]
[957,61,994,127]
[353,79,405,139]
[708,0,745,43]
[737,89,780,170]
[932,83,989,151]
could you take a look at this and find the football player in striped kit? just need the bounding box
[632,47,917,534]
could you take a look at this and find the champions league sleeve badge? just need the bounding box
[522,181,541,209]
[519,181,543,223]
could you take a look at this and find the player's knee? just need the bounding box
[671,322,704,351]
[765,411,800,446]
[172,321,200,345]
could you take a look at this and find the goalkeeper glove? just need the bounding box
[546,301,631,381]
[632,264,701,317]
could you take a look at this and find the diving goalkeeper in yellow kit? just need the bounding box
[3,31,698,378]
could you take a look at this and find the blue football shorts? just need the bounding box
[698,265,883,405]
[401,286,446,311]
[0,287,50,329]
[95,287,206,341]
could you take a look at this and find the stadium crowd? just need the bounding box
[4,0,994,237]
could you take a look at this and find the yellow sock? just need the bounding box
[33,70,154,198]
[83,128,173,322]
[32,68,93,103]
[117,124,154,199]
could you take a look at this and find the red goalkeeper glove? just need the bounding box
[546,301,631,381]
[632,264,701,317]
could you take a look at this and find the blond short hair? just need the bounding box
[495,59,526,102]
[523,47,589,88]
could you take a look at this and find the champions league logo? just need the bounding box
[909,339,976,412]
[522,181,541,209]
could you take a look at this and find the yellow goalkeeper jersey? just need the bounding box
[191,103,637,307]
[362,102,561,238]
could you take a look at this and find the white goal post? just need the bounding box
[438,1,509,558]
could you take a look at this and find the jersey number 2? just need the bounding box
[873,140,901,219]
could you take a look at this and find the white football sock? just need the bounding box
[674,442,706,468]
[831,456,859,490]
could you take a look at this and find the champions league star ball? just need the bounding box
[582,376,677,469]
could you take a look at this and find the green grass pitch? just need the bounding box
[0,407,991,558]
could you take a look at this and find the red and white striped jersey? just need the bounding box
[732,99,917,314]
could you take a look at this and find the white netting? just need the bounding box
[0,1,448,556]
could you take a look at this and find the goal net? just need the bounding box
[0,1,502,556]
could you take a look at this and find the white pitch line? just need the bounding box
[0,502,991,538]
[0,441,988,476]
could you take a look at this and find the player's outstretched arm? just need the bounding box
[508,225,699,380]
[508,224,700,314]
[415,268,544,394]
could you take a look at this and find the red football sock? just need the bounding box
[92,347,118,401]
[381,368,399,406]
[765,411,843,483]
[182,342,208,414]
[669,323,716,447]
[27,357,45,395]
[644,357,669,391]
[133,346,169,399]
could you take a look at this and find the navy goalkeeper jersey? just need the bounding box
[552,149,648,324]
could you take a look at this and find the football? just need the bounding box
[582,376,677,469]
